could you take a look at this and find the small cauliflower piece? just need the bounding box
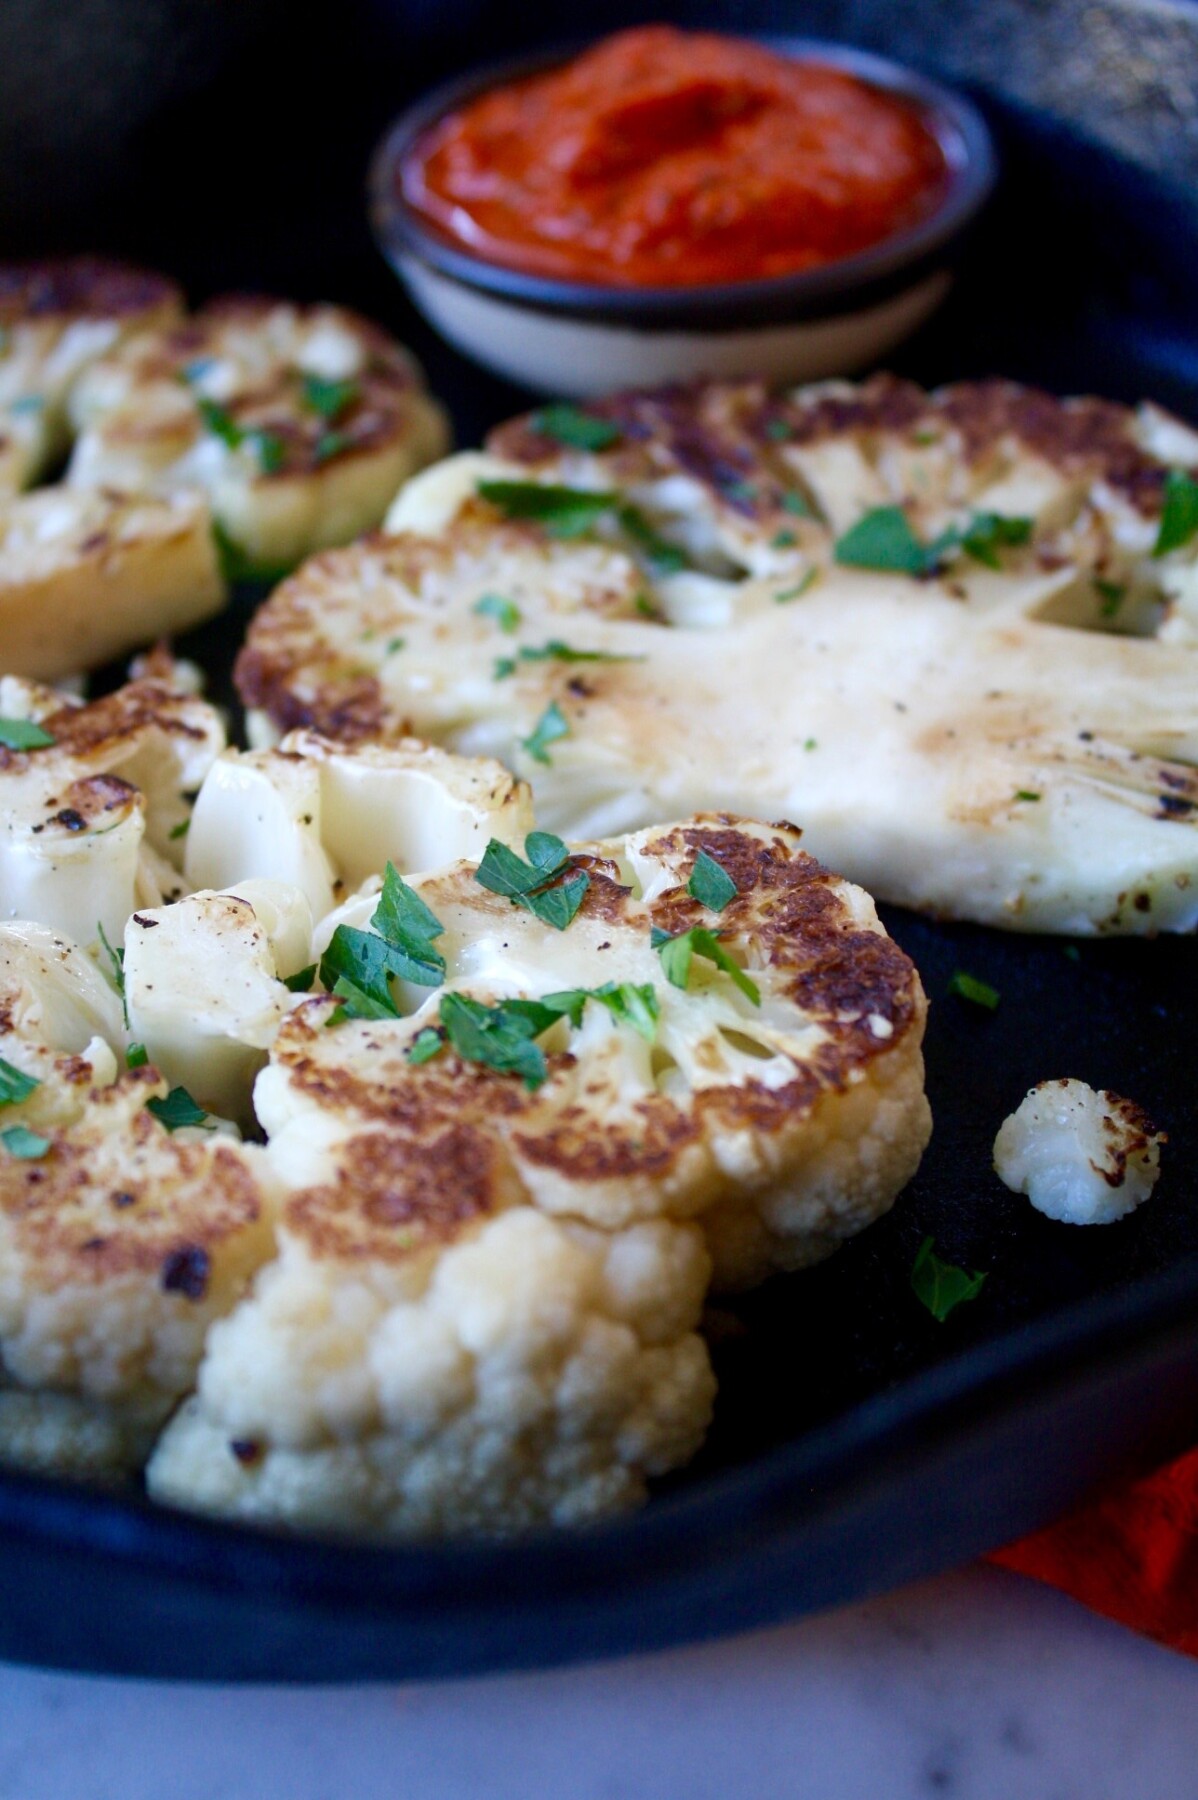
[0,674,225,945]
[0,921,124,1127]
[993,1078,1165,1224]
[0,257,183,495]
[147,1122,715,1538]
[185,732,534,927]
[0,485,225,682]
[263,816,932,1291]
[0,1071,276,1479]
[123,881,312,1128]
[67,297,450,571]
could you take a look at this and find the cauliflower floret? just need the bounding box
[0,920,123,1127]
[123,881,312,1128]
[262,816,931,1291]
[184,732,533,929]
[0,674,225,945]
[67,296,450,570]
[147,1122,714,1538]
[0,1073,277,1479]
[993,1078,1165,1224]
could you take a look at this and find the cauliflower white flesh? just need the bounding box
[0,257,183,495]
[123,881,312,1128]
[0,485,225,683]
[993,1079,1165,1224]
[0,921,124,1127]
[0,1074,276,1479]
[185,732,534,927]
[266,817,932,1291]
[239,376,1198,935]
[67,297,450,571]
[147,1131,715,1539]
[0,675,225,945]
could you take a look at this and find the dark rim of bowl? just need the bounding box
[369,36,998,331]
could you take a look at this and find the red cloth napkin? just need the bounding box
[988,1444,1198,1657]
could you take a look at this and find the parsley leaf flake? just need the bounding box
[651,925,760,1005]
[911,1235,987,1321]
[687,849,737,911]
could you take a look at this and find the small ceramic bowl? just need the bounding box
[369,39,997,398]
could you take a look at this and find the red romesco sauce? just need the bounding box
[403,26,951,289]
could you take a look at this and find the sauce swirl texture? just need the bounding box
[403,26,950,289]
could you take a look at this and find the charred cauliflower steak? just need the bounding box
[237,376,1198,934]
[0,921,276,1480]
[67,297,450,572]
[0,675,225,945]
[0,485,224,681]
[146,815,926,1536]
[0,257,183,497]
[185,731,534,927]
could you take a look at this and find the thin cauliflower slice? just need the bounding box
[0,673,225,945]
[240,376,1198,934]
[0,257,183,496]
[0,484,225,682]
[265,816,931,1291]
[67,296,450,571]
[993,1078,1165,1224]
[147,1118,715,1538]
[185,731,534,928]
[123,880,313,1129]
[0,1071,277,1479]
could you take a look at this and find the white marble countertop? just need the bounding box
[3,1562,1197,1799]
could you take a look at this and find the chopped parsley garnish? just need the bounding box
[0,717,55,751]
[771,529,797,548]
[126,1043,149,1069]
[540,981,660,1041]
[724,480,758,504]
[1094,578,1126,618]
[473,592,522,633]
[493,656,517,680]
[168,818,190,840]
[321,865,446,1023]
[283,964,317,993]
[300,373,360,420]
[438,992,553,1090]
[195,397,287,474]
[947,970,1000,1010]
[406,1025,444,1065]
[1,1124,50,1159]
[764,417,795,442]
[780,490,814,518]
[1153,469,1198,557]
[0,1056,39,1109]
[530,403,621,451]
[687,849,737,912]
[1013,789,1041,802]
[313,429,354,464]
[496,639,642,679]
[522,700,570,766]
[651,925,760,1005]
[476,831,589,930]
[147,1086,211,1131]
[209,520,292,587]
[96,920,128,1027]
[834,506,1031,576]
[775,569,818,603]
[804,737,818,751]
[911,1236,987,1321]
[478,479,615,537]
[385,636,405,656]
[834,506,929,574]
[477,480,691,574]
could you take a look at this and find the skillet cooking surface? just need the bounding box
[0,6,1196,1679]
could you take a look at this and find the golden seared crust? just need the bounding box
[489,373,1177,523]
[268,817,927,1246]
[0,1071,263,1293]
[28,678,216,764]
[0,258,182,329]
[283,1123,522,1266]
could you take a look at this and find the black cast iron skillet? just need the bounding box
[0,0,1195,1680]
